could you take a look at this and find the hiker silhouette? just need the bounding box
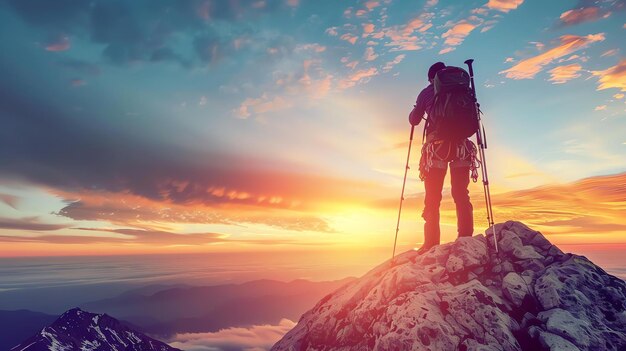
[409,62,478,254]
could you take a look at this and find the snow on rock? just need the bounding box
[272,221,626,351]
[11,308,180,351]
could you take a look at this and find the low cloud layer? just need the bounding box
[169,319,296,351]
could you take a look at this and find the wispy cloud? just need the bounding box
[338,67,379,89]
[364,47,378,61]
[440,20,478,54]
[560,7,603,26]
[235,94,292,119]
[340,33,359,45]
[557,0,623,27]
[548,63,582,84]
[379,13,433,51]
[501,33,605,79]
[0,193,19,209]
[0,216,69,231]
[382,54,405,73]
[0,227,304,246]
[601,49,618,57]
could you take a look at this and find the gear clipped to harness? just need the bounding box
[429,66,480,142]
[419,139,480,182]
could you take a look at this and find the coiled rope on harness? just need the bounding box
[419,139,480,182]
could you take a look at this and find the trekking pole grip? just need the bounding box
[409,125,415,141]
[464,59,475,77]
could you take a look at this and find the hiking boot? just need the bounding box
[416,243,437,255]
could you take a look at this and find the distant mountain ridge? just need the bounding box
[11,308,179,351]
[82,278,355,336]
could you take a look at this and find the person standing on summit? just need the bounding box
[408,61,479,254]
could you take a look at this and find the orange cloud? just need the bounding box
[442,21,477,46]
[364,1,380,11]
[484,172,626,239]
[338,67,378,89]
[362,23,375,37]
[0,228,229,245]
[486,0,524,13]
[548,63,582,84]
[501,33,605,79]
[593,59,626,91]
[235,94,292,119]
[340,33,358,45]
[382,54,405,73]
[373,172,626,242]
[367,13,432,51]
[48,189,337,234]
[364,47,378,61]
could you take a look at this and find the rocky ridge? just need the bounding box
[272,221,626,351]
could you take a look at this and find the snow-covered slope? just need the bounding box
[11,308,179,351]
[272,221,626,351]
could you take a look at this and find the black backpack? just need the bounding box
[428,66,479,142]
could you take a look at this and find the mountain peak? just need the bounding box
[272,221,626,351]
[12,307,179,351]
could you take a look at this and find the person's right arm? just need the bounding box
[409,90,427,126]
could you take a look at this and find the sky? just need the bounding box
[0,0,625,257]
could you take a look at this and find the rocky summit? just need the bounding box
[272,221,626,351]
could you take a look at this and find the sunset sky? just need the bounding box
[0,0,625,257]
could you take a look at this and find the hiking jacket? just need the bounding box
[409,83,436,140]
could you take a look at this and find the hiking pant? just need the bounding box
[422,162,473,247]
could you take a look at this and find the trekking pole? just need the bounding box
[464,59,498,253]
[392,125,415,261]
